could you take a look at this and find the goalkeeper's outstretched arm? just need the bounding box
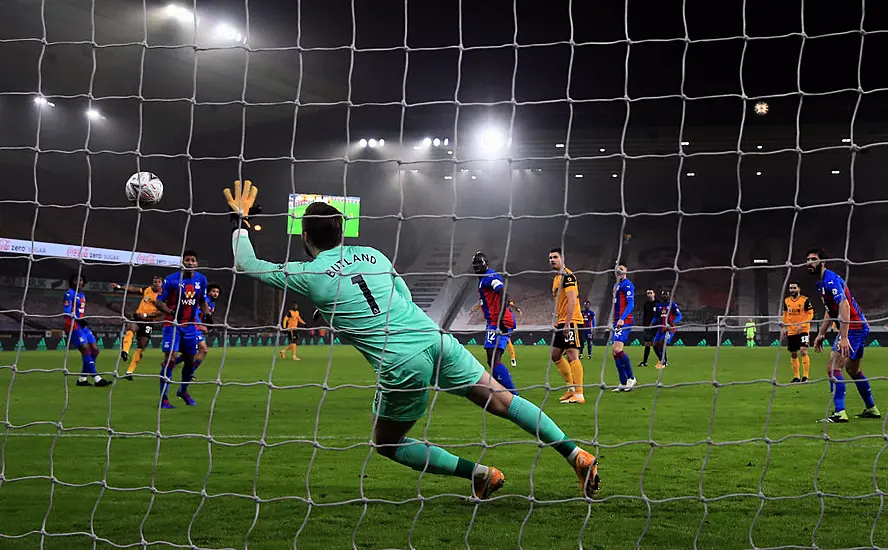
[231,229,308,294]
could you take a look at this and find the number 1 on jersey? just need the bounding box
[351,275,381,315]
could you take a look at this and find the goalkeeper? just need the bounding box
[225,181,600,499]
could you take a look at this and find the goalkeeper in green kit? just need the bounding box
[225,180,600,499]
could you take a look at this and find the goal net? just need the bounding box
[2,0,888,548]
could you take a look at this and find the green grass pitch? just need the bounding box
[0,345,886,549]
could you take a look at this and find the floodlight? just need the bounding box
[574,174,584,178]
[479,129,506,154]
[165,4,194,24]
[555,143,565,148]
[86,108,103,120]
[216,23,245,43]
[422,137,432,148]
[433,138,441,147]
[378,139,385,147]
[443,138,449,146]
[358,139,368,148]
[368,139,378,148]
[33,96,55,107]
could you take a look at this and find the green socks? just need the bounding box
[392,437,477,479]
[507,395,577,458]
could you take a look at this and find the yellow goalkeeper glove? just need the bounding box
[223,180,261,230]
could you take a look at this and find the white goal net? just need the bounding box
[1,0,888,548]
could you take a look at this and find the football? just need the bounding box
[125,172,164,205]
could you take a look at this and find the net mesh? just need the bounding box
[1,0,888,548]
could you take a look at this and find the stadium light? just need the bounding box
[599,148,606,153]
[841,138,851,143]
[85,108,103,120]
[756,171,762,176]
[422,137,432,148]
[432,138,441,147]
[443,138,449,146]
[478,129,507,155]
[754,101,769,115]
[555,143,565,148]
[831,170,841,175]
[753,259,769,265]
[446,150,453,155]
[756,145,763,150]
[409,169,418,174]
[686,172,696,177]
[680,141,690,146]
[444,175,453,180]
[215,23,245,43]
[165,4,194,24]
[252,224,262,232]
[358,139,368,148]
[471,175,477,180]
[574,174,584,178]
[378,139,385,147]
[368,139,378,148]
[33,96,55,108]
[611,173,618,178]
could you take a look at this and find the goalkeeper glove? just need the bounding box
[223,180,261,230]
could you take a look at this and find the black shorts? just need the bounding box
[643,327,656,343]
[136,322,157,339]
[787,332,810,352]
[553,323,585,350]
[289,330,299,343]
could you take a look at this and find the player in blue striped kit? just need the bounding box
[807,248,881,423]
[154,250,209,409]
[64,274,111,387]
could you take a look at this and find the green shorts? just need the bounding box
[372,333,486,422]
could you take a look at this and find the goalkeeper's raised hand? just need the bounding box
[223,179,261,230]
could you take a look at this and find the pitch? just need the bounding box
[1,346,886,549]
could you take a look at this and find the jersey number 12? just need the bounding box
[351,275,381,315]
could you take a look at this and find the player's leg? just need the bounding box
[484,329,517,395]
[611,327,634,389]
[585,330,594,359]
[159,326,178,407]
[505,338,517,367]
[640,331,652,366]
[564,326,585,402]
[126,324,151,378]
[461,366,599,495]
[789,348,800,383]
[550,324,574,401]
[435,336,599,496]
[817,335,851,423]
[121,321,137,361]
[843,332,880,418]
[175,329,199,406]
[800,333,811,381]
[369,348,505,499]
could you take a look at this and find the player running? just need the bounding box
[638,289,657,367]
[153,250,209,409]
[782,282,814,383]
[471,251,518,395]
[280,303,305,360]
[225,180,599,499]
[580,301,595,359]
[651,289,682,370]
[806,248,881,422]
[611,265,636,392]
[112,275,164,380]
[548,248,586,404]
[65,274,110,387]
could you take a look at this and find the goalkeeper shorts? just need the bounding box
[372,333,486,422]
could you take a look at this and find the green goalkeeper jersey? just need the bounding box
[232,229,441,374]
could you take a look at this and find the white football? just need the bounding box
[125,172,164,205]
